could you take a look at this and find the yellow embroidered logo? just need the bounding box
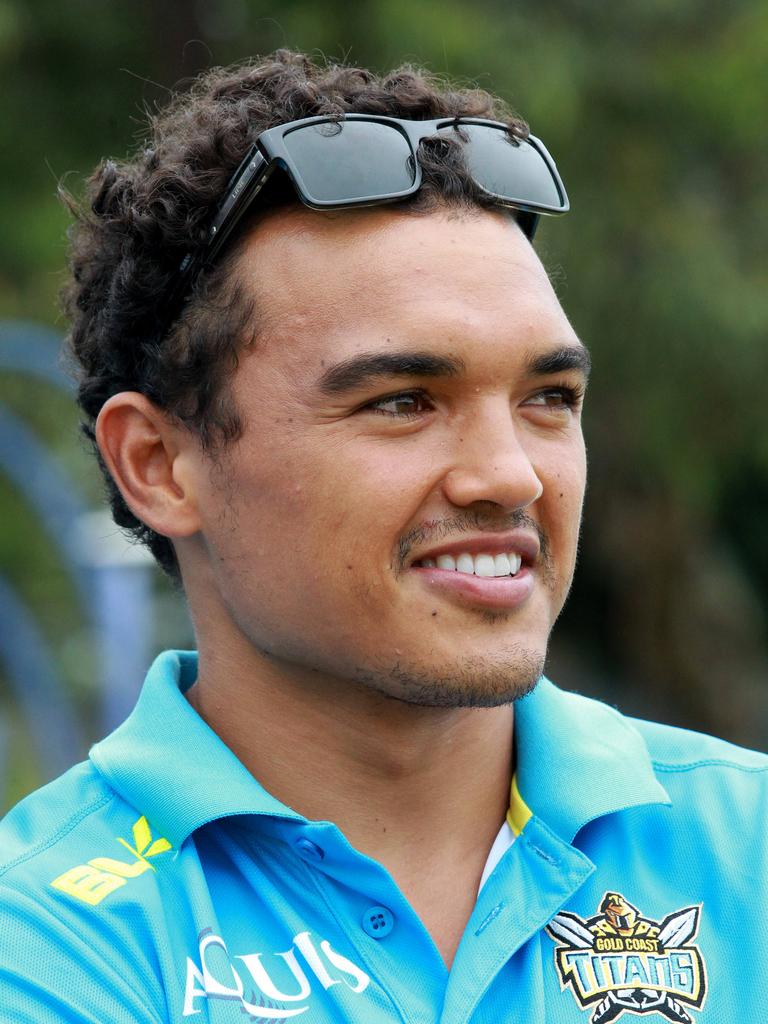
[547,892,708,1023]
[51,816,172,906]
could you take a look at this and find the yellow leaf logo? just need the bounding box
[115,815,173,871]
[52,815,172,906]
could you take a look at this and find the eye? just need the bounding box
[364,390,434,418]
[523,385,584,411]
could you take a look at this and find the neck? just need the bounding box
[188,632,514,866]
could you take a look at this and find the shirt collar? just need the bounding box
[514,677,670,842]
[91,652,669,850]
[90,650,303,848]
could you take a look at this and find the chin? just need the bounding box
[353,647,546,708]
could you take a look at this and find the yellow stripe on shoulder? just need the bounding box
[506,775,533,836]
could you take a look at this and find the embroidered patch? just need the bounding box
[546,892,707,1023]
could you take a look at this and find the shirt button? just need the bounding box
[362,906,395,938]
[294,837,325,862]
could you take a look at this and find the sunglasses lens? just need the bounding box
[283,121,415,203]
[442,124,566,209]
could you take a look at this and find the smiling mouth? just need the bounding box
[413,551,523,577]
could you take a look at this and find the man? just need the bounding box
[0,50,765,1023]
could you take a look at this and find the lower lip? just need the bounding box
[410,566,535,610]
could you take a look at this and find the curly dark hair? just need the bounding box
[62,50,528,581]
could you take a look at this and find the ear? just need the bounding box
[95,392,202,539]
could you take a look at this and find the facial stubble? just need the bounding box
[349,642,546,708]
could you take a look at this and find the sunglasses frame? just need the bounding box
[169,113,569,322]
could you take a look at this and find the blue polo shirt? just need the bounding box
[1,650,766,1023]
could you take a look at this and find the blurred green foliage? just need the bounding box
[1,0,766,807]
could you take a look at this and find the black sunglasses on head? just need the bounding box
[166,113,570,330]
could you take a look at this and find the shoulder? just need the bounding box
[629,713,768,773]
[0,761,115,880]
[0,762,167,1022]
[0,757,157,900]
[533,679,768,839]
[0,755,174,914]
[629,712,768,821]
[550,681,768,780]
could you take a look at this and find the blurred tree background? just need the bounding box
[1,0,766,810]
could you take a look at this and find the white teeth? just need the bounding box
[494,553,511,576]
[421,550,524,576]
[474,554,496,577]
[456,553,475,574]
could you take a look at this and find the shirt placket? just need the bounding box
[286,819,450,1023]
[440,816,594,1024]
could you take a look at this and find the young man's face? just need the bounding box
[184,206,588,706]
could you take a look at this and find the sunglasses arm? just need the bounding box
[206,146,270,261]
[515,210,539,241]
[164,146,269,321]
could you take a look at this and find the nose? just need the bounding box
[441,404,543,511]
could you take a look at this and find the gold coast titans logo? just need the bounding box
[546,893,707,1023]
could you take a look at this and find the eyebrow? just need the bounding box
[316,342,591,395]
[527,344,592,380]
[317,352,465,394]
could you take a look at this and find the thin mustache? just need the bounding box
[396,508,551,570]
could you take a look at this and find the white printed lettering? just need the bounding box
[199,933,244,998]
[238,949,312,1001]
[182,959,207,1017]
[181,929,371,1018]
[293,932,340,990]
[320,940,371,994]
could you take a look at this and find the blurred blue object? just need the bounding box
[0,405,91,606]
[0,322,74,392]
[0,574,84,780]
[76,510,154,737]
[0,321,156,807]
